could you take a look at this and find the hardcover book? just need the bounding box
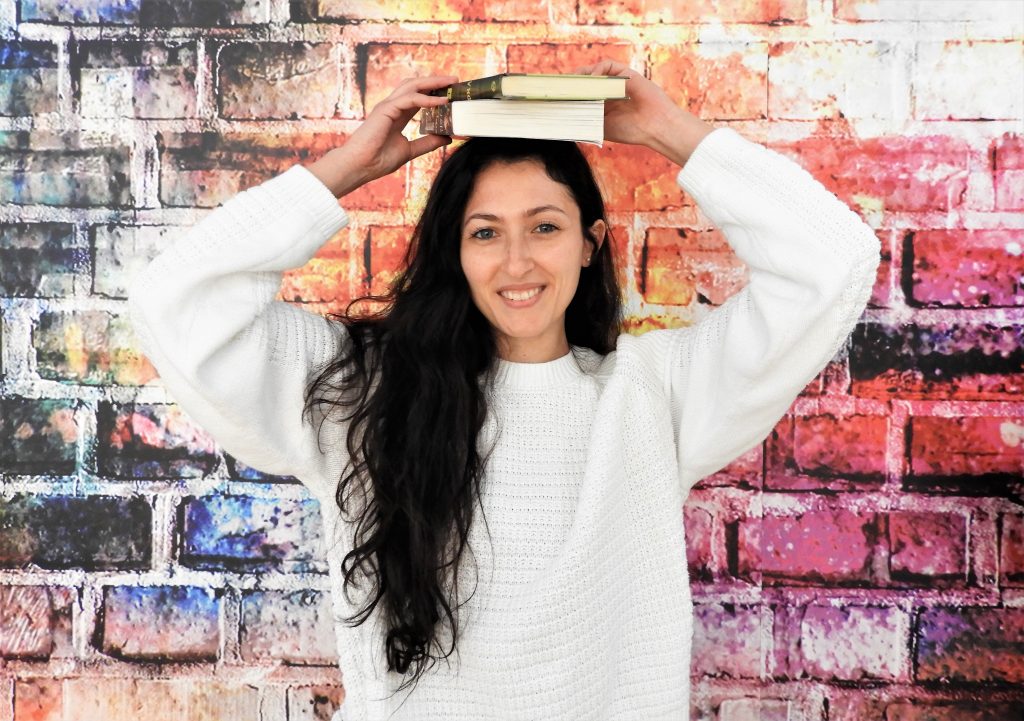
[428,73,627,101]
[418,99,607,145]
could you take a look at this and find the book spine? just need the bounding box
[419,104,453,135]
[427,74,504,101]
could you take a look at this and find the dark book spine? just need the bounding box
[419,104,453,135]
[427,74,504,100]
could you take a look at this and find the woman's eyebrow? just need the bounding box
[463,205,568,226]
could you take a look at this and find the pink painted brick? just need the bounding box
[799,605,909,681]
[910,416,1024,477]
[992,133,1024,211]
[0,586,74,660]
[885,701,1024,721]
[737,510,876,584]
[719,698,791,721]
[240,590,338,665]
[1002,513,1024,586]
[909,229,1024,308]
[888,512,967,581]
[692,604,764,678]
[683,506,713,580]
[767,413,886,491]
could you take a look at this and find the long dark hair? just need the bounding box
[302,136,622,698]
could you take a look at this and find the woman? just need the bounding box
[128,60,881,720]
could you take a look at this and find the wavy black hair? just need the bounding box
[302,136,623,700]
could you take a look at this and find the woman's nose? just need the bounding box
[503,234,534,275]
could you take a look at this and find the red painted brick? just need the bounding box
[13,678,61,721]
[1002,513,1024,586]
[799,604,909,681]
[737,510,876,584]
[909,416,1024,477]
[909,229,1024,308]
[683,506,713,579]
[359,224,416,298]
[651,43,767,120]
[0,586,74,659]
[766,413,887,491]
[992,133,1024,211]
[319,0,545,22]
[916,607,1024,683]
[692,604,764,678]
[885,702,1024,721]
[888,512,967,581]
[99,403,219,478]
[578,0,807,25]
[638,226,748,307]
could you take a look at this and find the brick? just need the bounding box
[287,685,345,721]
[914,41,1023,121]
[0,131,132,207]
[691,604,763,678]
[768,41,910,121]
[916,607,1024,683]
[97,403,219,479]
[784,134,971,213]
[63,679,188,720]
[993,133,1024,211]
[683,506,712,580]
[579,0,806,24]
[737,510,876,584]
[240,590,337,664]
[1002,513,1024,585]
[0,495,151,570]
[318,0,545,22]
[188,683,262,720]
[100,585,221,661]
[885,702,1024,721]
[0,586,74,659]
[799,604,908,681]
[218,42,339,120]
[14,678,62,721]
[361,43,493,121]
[92,224,178,299]
[0,397,78,474]
[0,40,58,116]
[0,223,88,297]
[719,698,790,721]
[35,310,150,385]
[180,494,324,571]
[908,229,1024,308]
[766,414,887,491]
[579,142,681,213]
[908,416,1024,478]
[850,323,1024,400]
[277,228,357,306]
[361,224,416,297]
[651,42,767,121]
[21,0,270,25]
[836,0,1024,22]
[888,512,967,581]
[156,131,404,210]
[507,43,633,77]
[638,226,748,307]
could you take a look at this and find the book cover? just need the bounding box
[427,73,626,101]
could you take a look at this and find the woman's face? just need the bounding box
[460,159,606,363]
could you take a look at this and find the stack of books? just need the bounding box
[418,72,628,145]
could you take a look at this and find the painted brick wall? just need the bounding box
[1,1,1022,719]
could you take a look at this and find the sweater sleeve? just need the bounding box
[637,127,880,495]
[127,164,352,500]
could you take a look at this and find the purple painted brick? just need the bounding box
[21,0,270,26]
[240,590,337,664]
[180,494,324,572]
[916,607,1024,683]
[100,585,221,661]
[692,604,764,678]
[800,604,909,681]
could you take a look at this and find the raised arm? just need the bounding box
[575,60,880,494]
[128,76,457,500]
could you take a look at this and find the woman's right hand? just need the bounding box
[307,75,458,198]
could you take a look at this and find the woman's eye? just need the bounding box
[537,223,558,233]
[471,228,495,240]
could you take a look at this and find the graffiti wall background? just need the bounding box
[1,0,1022,719]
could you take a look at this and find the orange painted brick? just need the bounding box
[14,678,61,721]
[278,230,357,304]
[287,684,346,720]
[507,43,633,75]
[578,0,806,25]
[320,0,545,22]
[639,226,748,306]
[651,43,767,120]
[580,143,682,212]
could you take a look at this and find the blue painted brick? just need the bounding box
[101,585,221,661]
[180,494,323,572]
[0,223,87,297]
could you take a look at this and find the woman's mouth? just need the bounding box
[498,286,545,307]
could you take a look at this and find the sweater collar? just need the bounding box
[492,348,586,389]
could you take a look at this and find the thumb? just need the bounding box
[408,133,452,159]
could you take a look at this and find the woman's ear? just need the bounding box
[583,219,607,266]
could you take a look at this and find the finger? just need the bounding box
[408,133,452,159]
[392,74,459,95]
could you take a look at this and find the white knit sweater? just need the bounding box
[128,127,880,720]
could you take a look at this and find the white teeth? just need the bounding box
[499,287,543,301]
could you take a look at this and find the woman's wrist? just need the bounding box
[646,113,715,169]
[304,147,371,199]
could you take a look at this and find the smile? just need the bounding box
[498,286,545,306]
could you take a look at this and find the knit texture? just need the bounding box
[128,127,880,720]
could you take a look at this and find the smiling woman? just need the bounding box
[127,65,880,721]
